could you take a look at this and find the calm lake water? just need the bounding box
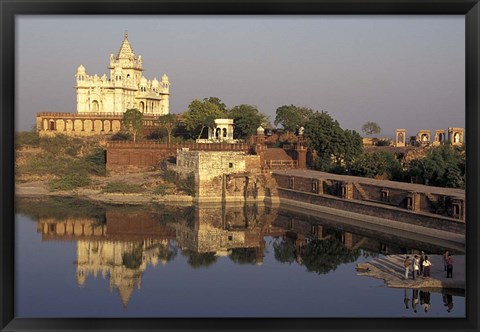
[15,197,465,318]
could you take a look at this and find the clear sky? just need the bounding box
[16,15,465,137]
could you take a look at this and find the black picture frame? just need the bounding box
[1,1,479,331]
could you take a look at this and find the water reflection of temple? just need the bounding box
[31,198,459,307]
[173,204,283,264]
[36,210,177,307]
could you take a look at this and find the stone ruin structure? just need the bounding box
[448,127,464,145]
[395,127,464,147]
[395,129,407,147]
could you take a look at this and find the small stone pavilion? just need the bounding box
[197,119,238,143]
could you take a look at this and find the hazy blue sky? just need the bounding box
[16,16,465,137]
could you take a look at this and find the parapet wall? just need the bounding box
[273,171,465,234]
[106,141,250,172]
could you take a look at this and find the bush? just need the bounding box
[178,173,196,196]
[39,134,83,157]
[153,184,171,196]
[48,174,91,191]
[82,148,106,176]
[101,181,143,193]
[110,131,131,141]
[375,139,391,147]
[15,130,40,149]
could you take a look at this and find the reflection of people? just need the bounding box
[412,255,419,280]
[445,294,453,312]
[421,290,431,312]
[422,256,432,277]
[403,288,409,309]
[412,289,419,313]
[446,254,454,278]
[404,256,410,280]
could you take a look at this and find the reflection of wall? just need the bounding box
[37,217,106,241]
[174,204,281,263]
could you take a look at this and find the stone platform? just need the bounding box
[356,254,465,290]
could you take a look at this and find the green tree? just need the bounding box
[304,111,363,171]
[183,98,227,139]
[202,96,228,113]
[349,151,403,180]
[156,113,178,144]
[361,121,381,136]
[406,144,465,188]
[274,105,314,132]
[122,108,144,143]
[229,104,268,139]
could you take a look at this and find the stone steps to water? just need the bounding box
[356,254,465,290]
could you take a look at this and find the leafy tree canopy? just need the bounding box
[183,98,227,139]
[156,113,179,144]
[229,104,268,139]
[407,144,465,188]
[361,121,381,136]
[122,108,144,142]
[304,111,363,170]
[349,151,403,181]
[274,105,314,132]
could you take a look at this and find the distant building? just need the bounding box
[75,32,170,115]
[36,33,170,137]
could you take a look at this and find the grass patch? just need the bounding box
[153,184,171,196]
[48,174,92,191]
[101,181,144,194]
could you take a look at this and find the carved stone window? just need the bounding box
[381,189,389,202]
[289,177,295,189]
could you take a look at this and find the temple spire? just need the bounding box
[117,32,135,60]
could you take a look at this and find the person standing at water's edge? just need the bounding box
[422,255,432,278]
[404,256,410,280]
[419,251,425,275]
[443,250,449,271]
[412,255,419,280]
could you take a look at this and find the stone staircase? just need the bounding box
[353,182,369,201]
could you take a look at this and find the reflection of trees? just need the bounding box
[158,241,177,262]
[122,244,144,269]
[273,238,296,264]
[182,250,217,268]
[16,197,106,223]
[229,248,257,265]
[273,237,361,274]
[302,239,360,274]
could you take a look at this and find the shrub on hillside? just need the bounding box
[101,181,143,194]
[47,174,92,191]
[15,130,40,149]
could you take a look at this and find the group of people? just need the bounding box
[403,250,454,280]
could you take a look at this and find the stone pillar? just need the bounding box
[395,129,407,147]
[341,182,353,200]
[451,198,464,220]
[406,192,420,211]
